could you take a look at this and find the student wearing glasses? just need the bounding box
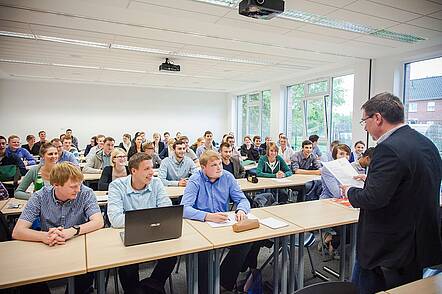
[98,148,129,191]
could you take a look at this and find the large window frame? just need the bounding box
[236,90,271,141]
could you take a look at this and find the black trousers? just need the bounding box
[118,256,177,294]
[198,242,260,293]
[18,273,94,294]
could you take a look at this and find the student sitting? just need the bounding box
[220,142,245,179]
[352,147,374,175]
[152,132,165,155]
[260,136,272,151]
[225,135,242,161]
[181,150,257,293]
[142,142,162,168]
[320,144,351,200]
[6,135,36,166]
[84,136,97,157]
[158,140,197,187]
[118,133,131,153]
[83,137,115,174]
[65,128,79,150]
[85,134,105,160]
[33,130,47,153]
[309,134,322,158]
[179,136,199,165]
[14,143,59,200]
[62,135,80,161]
[239,135,253,157]
[22,134,40,156]
[12,162,103,294]
[50,138,79,166]
[278,136,294,164]
[321,140,340,162]
[98,148,129,191]
[0,135,27,176]
[349,140,365,163]
[107,153,176,294]
[196,130,214,158]
[190,137,204,153]
[127,134,143,160]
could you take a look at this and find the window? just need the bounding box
[237,90,271,141]
[286,75,354,151]
[404,56,442,156]
[408,102,417,113]
[427,101,435,112]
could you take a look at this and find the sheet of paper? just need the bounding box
[322,158,364,188]
[96,195,108,202]
[260,217,289,229]
[271,178,292,183]
[207,212,258,228]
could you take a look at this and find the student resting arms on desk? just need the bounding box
[12,162,104,294]
[107,153,176,294]
[181,150,258,293]
[14,142,58,200]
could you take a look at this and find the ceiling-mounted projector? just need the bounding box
[159,58,180,72]
[239,0,284,20]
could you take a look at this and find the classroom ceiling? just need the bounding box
[0,0,441,92]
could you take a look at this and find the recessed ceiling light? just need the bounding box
[0,30,35,39]
[36,35,109,48]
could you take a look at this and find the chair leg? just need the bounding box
[307,247,330,281]
[104,269,110,290]
[113,268,119,294]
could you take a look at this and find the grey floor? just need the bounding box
[48,233,346,294]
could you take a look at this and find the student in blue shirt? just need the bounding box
[50,138,79,166]
[107,153,176,294]
[181,150,256,293]
[6,135,36,166]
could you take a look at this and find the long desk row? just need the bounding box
[0,199,358,294]
[1,174,320,216]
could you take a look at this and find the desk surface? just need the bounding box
[1,198,28,215]
[86,221,212,272]
[385,274,442,294]
[263,199,359,231]
[238,174,319,191]
[82,173,101,181]
[0,236,86,289]
[0,199,8,211]
[186,207,303,249]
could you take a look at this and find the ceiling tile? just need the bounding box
[367,0,442,15]
[428,10,442,20]
[296,23,363,40]
[307,0,358,9]
[326,9,399,29]
[133,0,233,16]
[388,23,442,39]
[407,16,442,32]
[344,0,422,22]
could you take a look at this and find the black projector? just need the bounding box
[239,0,284,20]
[159,58,180,72]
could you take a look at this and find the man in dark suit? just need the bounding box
[341,92,442,294]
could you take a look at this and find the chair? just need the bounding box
[293,281,357,294]
[260,233,329,281]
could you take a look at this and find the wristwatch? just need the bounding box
[73,225,81,236]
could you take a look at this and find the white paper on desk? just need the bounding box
[322,158,364,188]
[207,212,258,228]
[260,217,288,229]
[271,178,292,183]
[96,195,108,202]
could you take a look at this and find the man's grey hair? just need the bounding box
[362,92,404,124]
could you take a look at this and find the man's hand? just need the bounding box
[178,179,188,187]
[58,227,77,241]
[205,212,229,223]
[339,185,351,198]
[353,174,367,181]
[236,210,247,221]
[276,171,285,178]
[43,227,65,246]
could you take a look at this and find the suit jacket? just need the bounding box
[230,156,246,179]
[348,125,442,270]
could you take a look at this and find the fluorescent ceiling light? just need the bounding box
[193,0,425,43]
[36,35,109,48]
[110,44,171,55]
[0,58,48,65]
[0,31,35,39]
[52,63,100,69]
[103,67,147,73]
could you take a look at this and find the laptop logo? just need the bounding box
[150,223,161,227]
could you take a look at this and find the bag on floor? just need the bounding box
[243,269,263,294]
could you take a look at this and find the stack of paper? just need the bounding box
[260,217,289,229]
[322,158,364,188]
[207,212,258,228]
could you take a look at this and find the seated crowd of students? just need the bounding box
[0,128,371,293]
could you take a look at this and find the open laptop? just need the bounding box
[120,205,183,246]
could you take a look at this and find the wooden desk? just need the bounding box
[86,222,212,294]
[187,208,303,294]
[0,236,86,289]
[0,199,8,210]
[82,173,101,181]
[385,274,442,293]
[238,174,319,192]
[1,198,27,216]
[264,200,359,289]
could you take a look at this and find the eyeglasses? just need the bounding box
[359,114,374,126]
[115,155,127,159]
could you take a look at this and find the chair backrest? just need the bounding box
[0,212,11,242]
[293,281,358,294]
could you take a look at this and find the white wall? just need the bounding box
[0,79,229,149]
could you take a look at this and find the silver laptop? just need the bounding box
[120,205,183,246]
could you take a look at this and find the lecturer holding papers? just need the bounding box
[340,93,442,294]
[181,150,257,293]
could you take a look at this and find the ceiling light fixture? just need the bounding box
[36,35,109,48]
[0,30,35,39]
